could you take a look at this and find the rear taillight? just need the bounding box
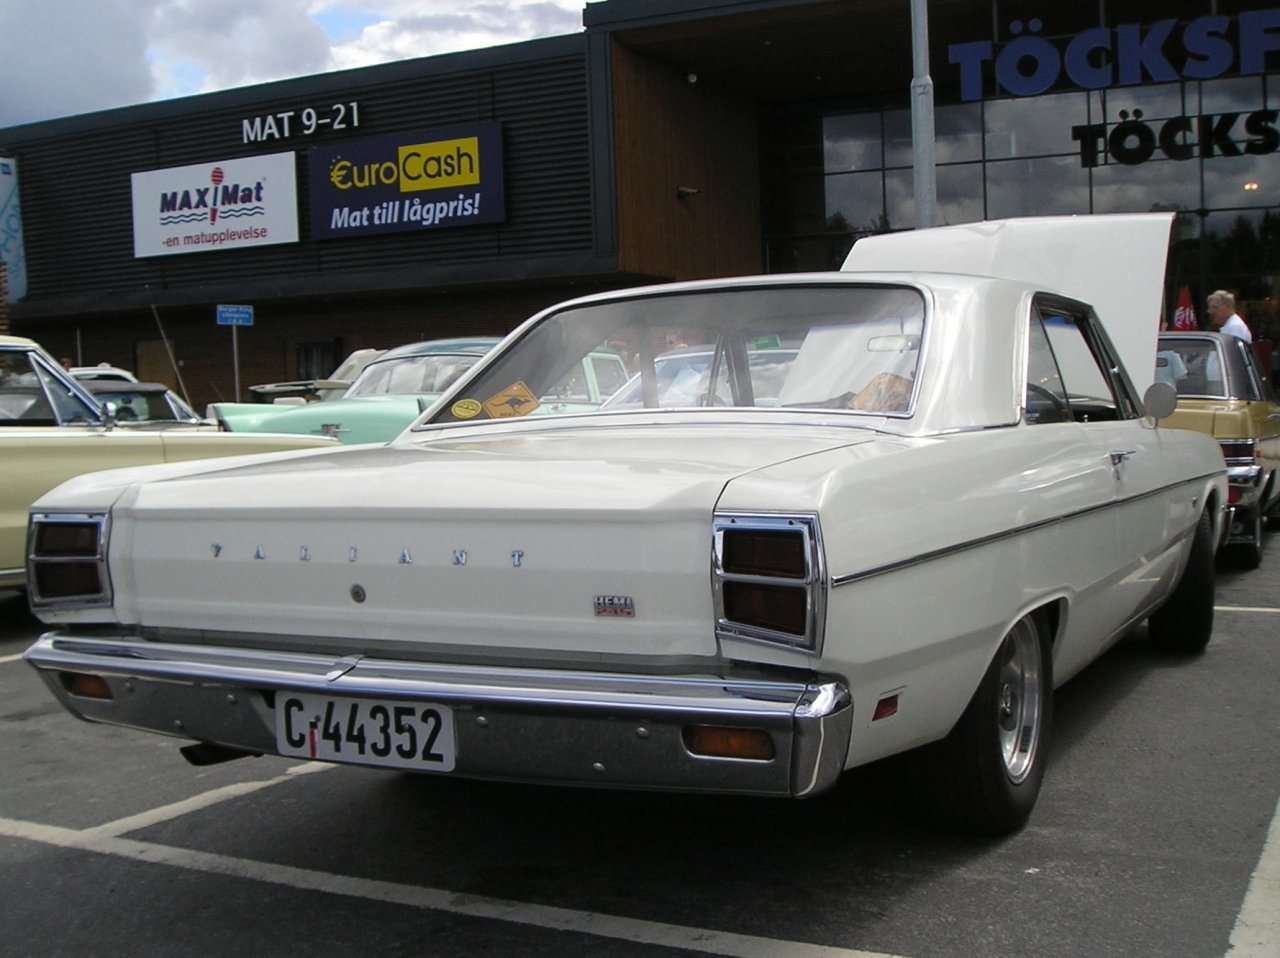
[28,513,112,609]
[714,513,825,653]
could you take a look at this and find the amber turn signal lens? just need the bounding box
[682,725,776,760]
[60,672,113,700]
[872,694,899,721]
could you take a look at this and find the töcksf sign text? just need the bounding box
[309,124,504,239]
[947,8,1280,101]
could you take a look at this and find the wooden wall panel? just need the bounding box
[611,41,762,281]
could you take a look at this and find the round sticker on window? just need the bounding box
[451,398,483,419]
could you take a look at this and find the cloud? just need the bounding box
[0,0,161,127]
[149,0,335,96]
[328,1,582,69]
[0,0,583,130]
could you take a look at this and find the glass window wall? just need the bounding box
[759,5,1278,338]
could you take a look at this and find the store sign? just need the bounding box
[0,156,27,301]
[131,152,299,258]
[1072,108,1279,167]
[308,124,505,239]
[948,8,1280,101]
[241,101,361,143]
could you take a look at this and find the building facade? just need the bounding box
[0,0,1275,405]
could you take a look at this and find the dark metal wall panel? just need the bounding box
[9,45,599,316]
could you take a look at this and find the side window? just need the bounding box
[1025,298,1140,424]
[0,351,73,425]
[1238,344,1270,402]
[34,361,101,424]
[546,362,590,402]
[590,355,629,400]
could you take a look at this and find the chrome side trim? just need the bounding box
[832,472,1222,587]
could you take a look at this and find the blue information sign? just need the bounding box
[217,304,254,326]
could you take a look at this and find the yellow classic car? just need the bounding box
[0,334,337,588]
[1158,330,1280,568]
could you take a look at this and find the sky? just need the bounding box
[0,0,585,129]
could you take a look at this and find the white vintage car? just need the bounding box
[24,214,1227,835]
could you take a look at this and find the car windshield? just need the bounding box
[426,284,925,424]
[94,388,198,422]
[345,352,484,398]
[1,349,102,425]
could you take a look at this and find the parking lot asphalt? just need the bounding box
[1,538,1278,958]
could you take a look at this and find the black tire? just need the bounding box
[1226,511,1263,570]
[903,613,1052,836]
[1148,508,1216,653]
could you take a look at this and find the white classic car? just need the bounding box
[24,214,1228,835]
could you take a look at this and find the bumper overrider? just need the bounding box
[1224,459,1265,542]
[24,633,853,798]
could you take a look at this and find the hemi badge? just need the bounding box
[594,595,635,617]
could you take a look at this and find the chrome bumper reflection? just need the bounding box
[24,633,853,798]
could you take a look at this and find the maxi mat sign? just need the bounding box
[308,124,505,239]
[131,152,299,258]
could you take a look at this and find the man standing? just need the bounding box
[1207,290,1253,342]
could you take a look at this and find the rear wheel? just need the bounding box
[903,613,1052,836]
[1148,508,1216,653]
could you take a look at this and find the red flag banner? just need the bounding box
[1173,286,1198,330]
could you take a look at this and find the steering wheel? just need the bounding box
[1026,383,1071,422]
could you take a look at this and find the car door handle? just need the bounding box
[1109,449,1136,468]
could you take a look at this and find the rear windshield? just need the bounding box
[425,284,926,424]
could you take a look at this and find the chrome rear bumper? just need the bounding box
[25,632,853,798]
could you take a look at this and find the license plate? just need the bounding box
[275,693,456,771]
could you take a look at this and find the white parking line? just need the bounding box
[1,761,1278,958]
[1227,798,1280,957]
[4,604,1278,957]
[0,814,905,958]
[82,762,331,838]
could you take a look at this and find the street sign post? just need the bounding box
[217,305,254,401]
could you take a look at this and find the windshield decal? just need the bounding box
[483,382,540,418]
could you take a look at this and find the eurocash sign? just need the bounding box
[947,8,1280,169]
[0,157,27,301]
[131,153,299,258]
[309,124,504,239]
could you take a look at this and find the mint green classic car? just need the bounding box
[207,338,502,443]
[208,337,631,443]
[0,334,337,588]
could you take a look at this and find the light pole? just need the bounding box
[911,0,938,228]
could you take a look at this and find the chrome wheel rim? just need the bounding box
[996,618,1044,784]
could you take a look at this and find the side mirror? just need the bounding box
[1143,380,1178,421]
[99,400,119,431]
